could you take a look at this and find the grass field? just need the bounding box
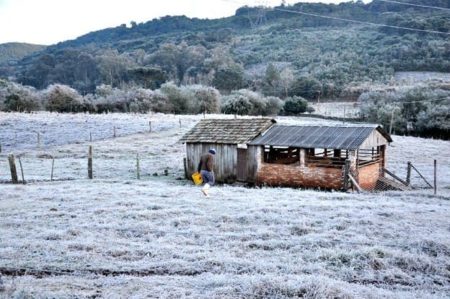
[0,112,449,298]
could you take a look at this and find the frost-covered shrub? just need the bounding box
[282,96,310,115]
[160,82,195,114]
[221,89,282,116]
[0,81,42,112]
[44,84,90,112]
[190,85,221,114]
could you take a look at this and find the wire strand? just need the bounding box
[273,7,450,35]
[377,0,450,13]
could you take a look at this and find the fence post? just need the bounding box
[343,159,350,191]
[434,159,437,195]
[88,146,93,179]
[89,132,92,142]
[389,110,394,135]
[37,132,41,148]
[149,121,152,133]
[51,158,55,181]
[136,153,140,180]
[0,144,2,153]
[8,154,18,184]
[406,161,411,186]
[113,126,116,138]
[179,119,181,129]
[18,156,25,184]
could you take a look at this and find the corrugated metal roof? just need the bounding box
[180,118,276,144]
[249,125,390,149]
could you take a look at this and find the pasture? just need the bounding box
[0,112,449,298]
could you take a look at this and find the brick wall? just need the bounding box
[358,162,381,190]
[256,163,343,190]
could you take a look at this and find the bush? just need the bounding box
[44,84,90,112]
[283,96,309,115]
[221,89,283,116]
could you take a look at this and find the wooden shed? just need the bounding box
[249,125,393,190]
[180,118,275,183]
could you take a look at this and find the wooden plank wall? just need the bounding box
[185,143,238,183]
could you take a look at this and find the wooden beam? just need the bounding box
[382,168,409,187]
[348,174,362,193]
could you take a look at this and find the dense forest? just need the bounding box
[0,0,449,137]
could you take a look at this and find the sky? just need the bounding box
[0,0,366,45]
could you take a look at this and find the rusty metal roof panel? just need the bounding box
[180,118,276,144]
[250,125,386,149]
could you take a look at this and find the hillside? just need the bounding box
[1,0,449,99]
[0,42,46,65]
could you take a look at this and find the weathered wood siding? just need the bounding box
[246,145,262,183]
[185,143,237,183]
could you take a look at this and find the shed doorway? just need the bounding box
[237,148,248,181]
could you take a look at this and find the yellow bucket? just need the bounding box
[191,172,203,185]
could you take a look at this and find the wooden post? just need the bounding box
[89,132,92,142]
[343,159,350,191]
[183,157,188,179]
[0,144,2,153]
[406,161,411,186]
[389,110,394,135]
[179,119,181,129]
[88,146,93,179]
[149,121,152,132]
[8,154,18,184]
[136,153,140,180]
[18,156,25,184]
[14,132,17,145]
[51,158,55,181]
[434,159,437,195]
[37,132,41,148]
[113,126,116,138]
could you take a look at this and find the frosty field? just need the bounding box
[0,112,449,298]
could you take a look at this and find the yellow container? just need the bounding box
[191,172,203,185]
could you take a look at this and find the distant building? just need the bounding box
[181,119,393,191]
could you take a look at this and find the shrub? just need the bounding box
[44,84,88,112]
[283,96,309,115]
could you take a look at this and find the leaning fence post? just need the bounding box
[406,161,411,186]
[434,159,437,195]
[88,146,93,179]
[8,154,18,184]
[136,153,140,180]
[343,159,350,191]
[18,156,25,184]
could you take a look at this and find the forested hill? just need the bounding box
[1,0,449,99]
[0,43,46,65]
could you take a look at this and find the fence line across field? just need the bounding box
[2,149,442,195]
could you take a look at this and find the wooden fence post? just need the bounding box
[406,161,411,186]
[88,146,93,179]
[18,156,25,184]
[37,132,41,148]
[0,144,2,153]
[89,132,92,142]
[179,119,181,129]
[51,158,55,181]
[113,126,116,138]
[8,154,18,184]
[434,159,437,195]
[149,121,152,133]
[343,159,350,191]
[136,153,140,180]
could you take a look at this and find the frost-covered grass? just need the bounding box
[0,112,449,298]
